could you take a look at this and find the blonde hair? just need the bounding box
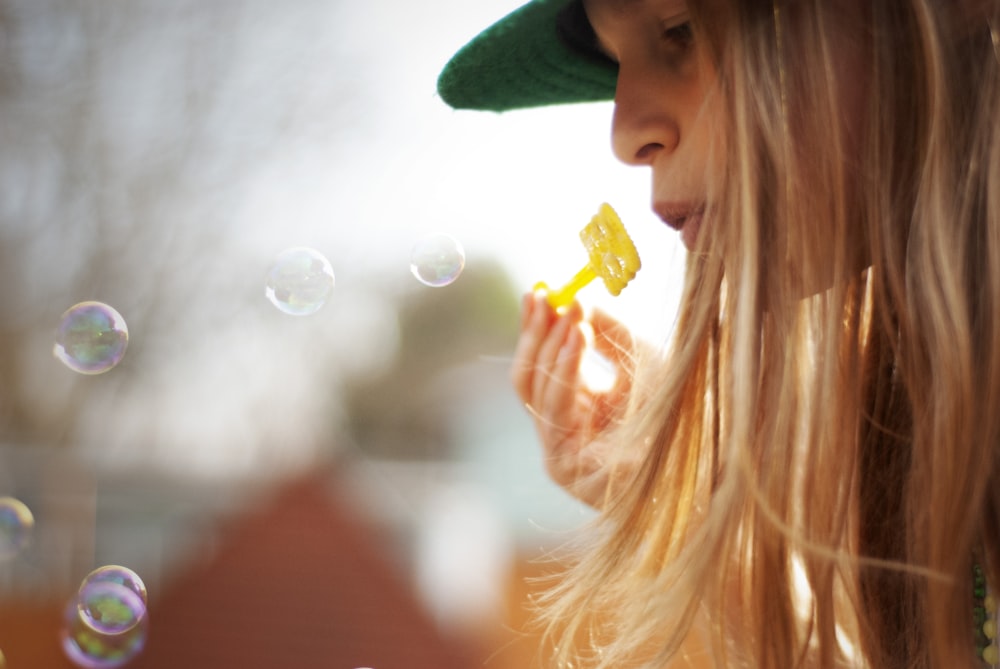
[536,1,1000,667]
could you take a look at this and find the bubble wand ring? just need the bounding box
[534,203,641,309]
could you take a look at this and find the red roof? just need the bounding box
[127,468,474,669]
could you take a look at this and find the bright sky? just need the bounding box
[7,0,689,485]
[0,3,698,638]
[234,0,689,342]
[196,0,691,483]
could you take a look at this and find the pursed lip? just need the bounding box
[654,201,706,249]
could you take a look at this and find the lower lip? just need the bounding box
[680,212,703,250]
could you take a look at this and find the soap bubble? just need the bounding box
[77,580,146,636]
[62,567,149,668]
[78,566,148,634]
[0,497,34,560]
[265,246,335,316]
[410,234,465,287]
[53,302,129,375]
[61,592,148,669]
[80,565,148,605]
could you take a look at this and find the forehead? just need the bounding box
[586,0,689,14]
[583,0,691,53]
[583,0,691,34]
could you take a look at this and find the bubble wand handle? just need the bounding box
[534,266,597,309]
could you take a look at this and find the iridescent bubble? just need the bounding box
[53,302,129,375]
[265,246,335,316]
[61,586,148,669]
[80,565,148,606]
[410,234,465,287]
[0,496,34,560]
[77,580,146,636]
[77,566,148,636]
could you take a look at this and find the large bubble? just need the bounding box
[53,302,129,375]
[61,566,149,669]
[410,234,465,287]
[265,246,335,316]
[0,497,34,560]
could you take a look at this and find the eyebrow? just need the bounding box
[607,0,644,13]
[586,0,647,57]
[558,0,620,63]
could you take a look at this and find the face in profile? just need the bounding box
[584,0,871,289]
[583,0,720,252]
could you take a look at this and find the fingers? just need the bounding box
[508,294,641,510]
[541,320,585,421]
[530,300,583,411]
[510,293,584,411]
[510,292,553,403]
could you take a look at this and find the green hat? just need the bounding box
[437,0,618,112]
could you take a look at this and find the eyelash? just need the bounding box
[661,21,694,50]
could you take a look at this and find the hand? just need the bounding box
[510,292,638,508]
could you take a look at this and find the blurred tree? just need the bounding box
[344,261,520,460]
[0,0,366,462]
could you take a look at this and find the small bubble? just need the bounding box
[410,234,465,287]
[0,496,34,560]
[53,302,129,375]
[265,247,335,316]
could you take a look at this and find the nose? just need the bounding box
[610,67,680,166]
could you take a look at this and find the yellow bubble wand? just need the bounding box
[534,203,641,309]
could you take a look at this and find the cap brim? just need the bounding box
[437,0,618,112]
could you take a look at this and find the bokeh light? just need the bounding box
[0,496,34,560]
[53,302,129,375]
[410,234,466,288]
[265,246,336,316]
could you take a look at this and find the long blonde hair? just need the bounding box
[537,1,1000,667]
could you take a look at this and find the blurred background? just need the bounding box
[0,0,686,666]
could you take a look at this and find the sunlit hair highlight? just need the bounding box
[534,1,1000,667]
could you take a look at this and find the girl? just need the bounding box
[439,1,1000,667]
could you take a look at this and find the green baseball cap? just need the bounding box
[436,0,618,112]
